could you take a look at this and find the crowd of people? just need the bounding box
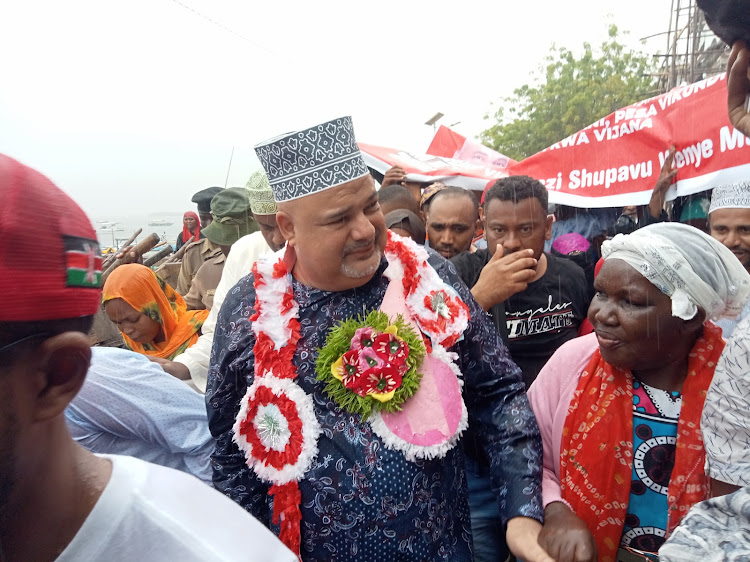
[1,20,749,562]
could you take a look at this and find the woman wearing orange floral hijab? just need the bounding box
[103,264,208,360]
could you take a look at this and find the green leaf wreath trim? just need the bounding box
[316,310,426,419]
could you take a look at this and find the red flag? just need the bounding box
[360,142,510,191]
[427,125,516,170]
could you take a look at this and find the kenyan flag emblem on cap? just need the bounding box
[63,235,102,288]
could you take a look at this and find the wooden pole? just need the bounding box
[102,228,142,269]
[101,232,161,284]
[163,233,199,264]
[143,246,174,267]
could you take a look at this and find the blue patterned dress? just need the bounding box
[206,253,543,561]
[622,379,682,552]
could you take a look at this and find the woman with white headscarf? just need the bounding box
[526,223,750,562]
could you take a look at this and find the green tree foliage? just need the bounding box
[481,25,657,161]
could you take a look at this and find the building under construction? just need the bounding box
[653,0,730,93]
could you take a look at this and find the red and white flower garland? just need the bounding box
[382,233,470,349]
[232,258,320,559]
[233,231,470,558]
[233,376,320,484]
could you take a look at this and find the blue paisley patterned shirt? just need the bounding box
[206,253,543,562]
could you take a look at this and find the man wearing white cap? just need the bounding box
[206,117,548,561]
[698,182,750,500]
[708,181,750,337]
[152,171,285,392]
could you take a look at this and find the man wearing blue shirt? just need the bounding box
[66,347,214,482]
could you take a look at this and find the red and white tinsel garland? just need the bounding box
[232,257,320,559]
[233,376,321,485]
[382,234,470,349]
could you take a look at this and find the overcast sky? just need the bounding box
[0,0,673,217]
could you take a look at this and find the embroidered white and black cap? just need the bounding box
[254,116,370,203]
[709,181,750,214]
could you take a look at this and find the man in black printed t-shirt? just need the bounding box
[450,175,588,562]
[451,175,589,389]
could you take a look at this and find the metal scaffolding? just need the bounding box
[647,0,729,93]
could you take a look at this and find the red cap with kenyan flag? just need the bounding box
[0,154,102,322]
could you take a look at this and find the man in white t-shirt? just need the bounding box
[0,154,295,561]
[151,170,285,391]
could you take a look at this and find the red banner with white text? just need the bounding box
[509,73,750,208]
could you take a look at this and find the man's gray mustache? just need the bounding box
[342,232,380,256]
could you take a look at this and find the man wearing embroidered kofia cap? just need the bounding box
[700,180,750,503]
[709,181,750,337]
[0,154,295,562]
[154,170,285,392]
[206,116,548,561]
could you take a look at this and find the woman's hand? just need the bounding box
[537,502,597,562]
[506,517,554,562]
